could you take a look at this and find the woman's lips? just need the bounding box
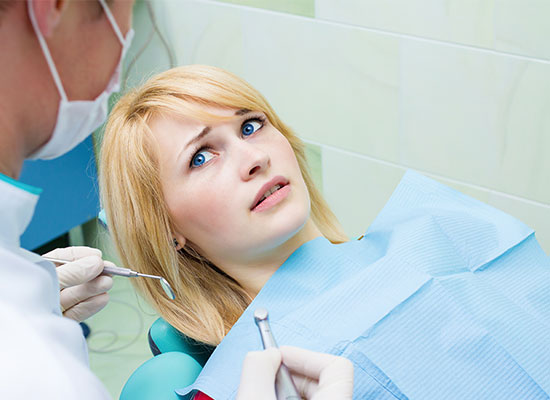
[251,184,291,212]
[251,176,289,210]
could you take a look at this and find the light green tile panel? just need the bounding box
[215,0,314,18]
[242,18,401,164]
[400,39,550,204]
[316,0,550,61]
[315,0,495,50]
[304,142,323,192]
[495,60,550,206]
[322,148,405,238]
[163,0,245,72]
[495,0,550,60]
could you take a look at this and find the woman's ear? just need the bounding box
[173,234,186,251]
[30,0,67,38]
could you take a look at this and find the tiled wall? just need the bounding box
[133,0,549,252]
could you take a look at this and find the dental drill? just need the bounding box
[254,307,300,400]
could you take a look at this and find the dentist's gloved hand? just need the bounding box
[237,346,354,400]
[44,246,114,322]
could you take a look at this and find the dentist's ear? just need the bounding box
[30,0,68,38]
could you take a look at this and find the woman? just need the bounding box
[99,65,550,399]
[100,65,347,345]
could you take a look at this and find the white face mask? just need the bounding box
[27,0,134,160]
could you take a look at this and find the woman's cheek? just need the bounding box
[178,192,234,235]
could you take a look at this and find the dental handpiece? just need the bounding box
[253,308,301,400]
[43,256,176,300]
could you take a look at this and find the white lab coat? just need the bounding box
[0,177,111,399]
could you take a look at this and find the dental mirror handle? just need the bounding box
[254,308,301,400]
[43,256,177,300]
[102,264,139,277]
[43,257,138,277]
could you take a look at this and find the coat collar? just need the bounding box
[0,173,42,249]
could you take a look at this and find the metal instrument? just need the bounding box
[44,256,176,300]
[254,308,300,400]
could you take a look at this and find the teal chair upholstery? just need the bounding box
[120,318,214,400]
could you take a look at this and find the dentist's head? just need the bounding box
[0,0,134,178]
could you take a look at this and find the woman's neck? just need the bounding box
[228,219,323,298]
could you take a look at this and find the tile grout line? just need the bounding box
[304,138,550,210]
[192,0,550,65]
[313,16,550,65]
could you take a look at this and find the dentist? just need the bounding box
[0,0,134,398]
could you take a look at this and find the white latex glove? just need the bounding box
[44,246,114,322]
[237,346,354,400]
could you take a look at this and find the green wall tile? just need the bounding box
[215,0,314,18]
[304,142,323,192]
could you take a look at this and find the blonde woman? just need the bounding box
[100,65,550,399]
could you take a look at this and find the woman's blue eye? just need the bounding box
[191,149,215,168]
[241,120,262,136]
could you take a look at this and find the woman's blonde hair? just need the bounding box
[99,65,347,346]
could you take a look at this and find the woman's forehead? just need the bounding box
[149,103,264,134]
[150,103,253,126]
[147,106,249,149]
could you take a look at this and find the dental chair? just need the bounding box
[120,318,214,400]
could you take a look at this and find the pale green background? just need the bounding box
[88,0,550,398]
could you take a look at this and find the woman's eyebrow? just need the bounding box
[235,108,251,116]
[177,126,212,164]
[185,126,211,150]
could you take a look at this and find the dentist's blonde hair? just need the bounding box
[99,65,347,346]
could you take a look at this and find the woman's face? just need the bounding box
[150,106,316,273]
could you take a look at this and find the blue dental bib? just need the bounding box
[178,170,550,399]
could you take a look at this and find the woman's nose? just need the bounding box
[239,144,270,181]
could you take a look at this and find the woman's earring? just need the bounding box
[173,239,179,248]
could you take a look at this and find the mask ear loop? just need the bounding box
[26,0,68,102]
[98,0,125,45]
